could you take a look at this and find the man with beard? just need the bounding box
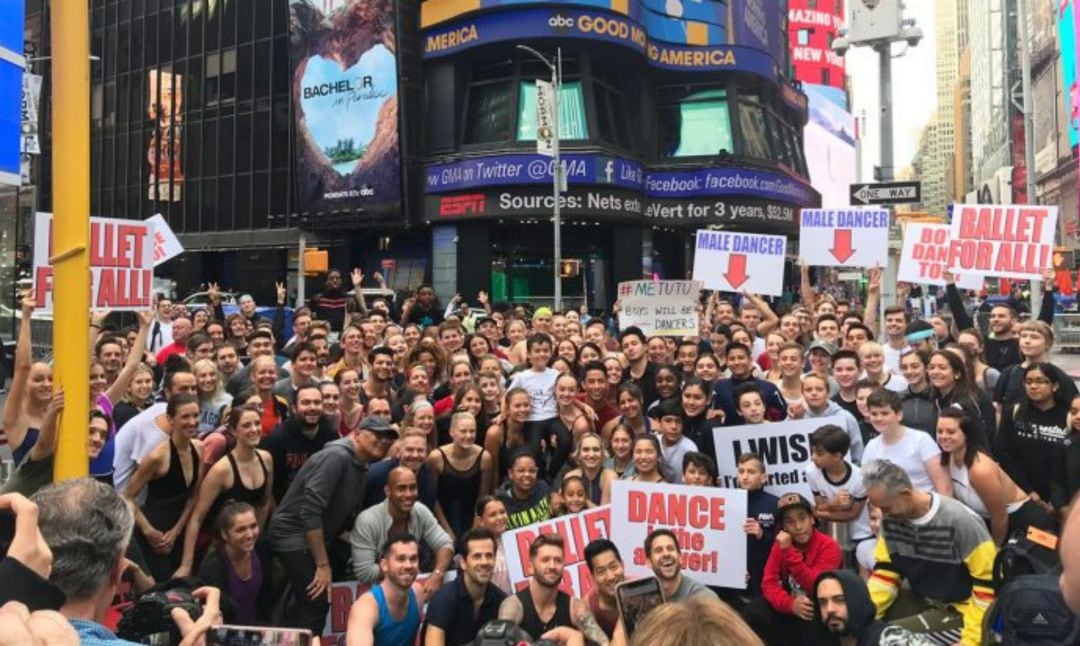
[620,327,659,407]
[350,466,453,594]
[361,347,398,406]
[261,385,337,503]
[582,539,625,639]
[497,534,610,645]
[424,527,507,645]
[348,534,426,646]
[269,415,398,635]
[813,570,932,646]
[645,528,718,602]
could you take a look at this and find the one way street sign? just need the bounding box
[850,181,922,205]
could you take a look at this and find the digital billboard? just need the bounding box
[289,0,401,215]
[1060,0,1078,148]
[803,83,855,208]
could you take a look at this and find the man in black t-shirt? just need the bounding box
[425,528,507,646]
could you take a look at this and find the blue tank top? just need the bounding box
[371,584,420,646]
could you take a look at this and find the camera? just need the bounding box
[117,587,203,646]
[473,620,557,646]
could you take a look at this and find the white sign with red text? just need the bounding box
[503,506,611,598]
[146,214,184,266]
[32,212,154,312]
[610,480,747,589]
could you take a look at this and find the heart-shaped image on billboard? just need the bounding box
[297,45,396,176]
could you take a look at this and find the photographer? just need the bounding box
[31,478,221,644]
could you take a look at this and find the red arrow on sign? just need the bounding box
[830,229,855,263]
[724,253,749,289]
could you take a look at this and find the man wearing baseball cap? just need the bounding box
[746,492,843,644]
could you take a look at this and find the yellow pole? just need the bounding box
[51,1,91,480]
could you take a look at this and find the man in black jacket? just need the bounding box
[261,385,337,503]
[813,570,933,646]
[268,415,398,635]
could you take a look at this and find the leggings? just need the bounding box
[523,418,572,479]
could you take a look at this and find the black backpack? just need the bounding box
[992,532,1061,588]
[984,574,1080,645]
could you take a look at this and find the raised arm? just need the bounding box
[27,389,63,462]
[799,264,815,311]
[743,291,779,335]
[1037,267,1056,324]
[862,267,881,337]
[3,292,37,436]
[104,310,152,405]
[477,290,493,315]
[89,310,109,361]
[351,268,370,320]
[943,272,975,331]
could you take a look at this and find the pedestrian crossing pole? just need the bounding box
[51,1,92,480]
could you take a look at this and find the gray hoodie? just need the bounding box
[806,400,865,464]
[268,437,369,553]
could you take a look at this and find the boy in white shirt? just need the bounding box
[507,333,566,478]
[806,424,875,572]
[861,388,952,496]
[654,399,698,484]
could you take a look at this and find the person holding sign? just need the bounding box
[710,343,788,427]
[745,493,841,645]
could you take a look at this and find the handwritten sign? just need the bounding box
[711,417,849,502]
[692,230,787,296]
[617,280,701,337]
[948,204,1058,280]
[145,214,184,266]
[798,208,890,268]
[503,506,611,598]
[32,212,154,312]
[898,222,951,285]
[610,480,747,589]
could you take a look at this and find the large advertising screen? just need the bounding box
[289,0,401,216]
[803,83,855,208]
[1060,0,1078,148]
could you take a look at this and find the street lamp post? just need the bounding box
[517,45,563,311]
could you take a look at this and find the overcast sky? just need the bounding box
[845,0,938,180]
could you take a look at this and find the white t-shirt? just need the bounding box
[805,461,873,540]
[882,342,910,376]
[508,368,559,421]
[112,403,169,501]
[860,427,941,492]
[149,319,174,354]
[660,435,698,484]
[861,370,909,394]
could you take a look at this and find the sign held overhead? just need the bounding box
[799,208,890,267]
[692,230,787,296]
[849,181,921,205]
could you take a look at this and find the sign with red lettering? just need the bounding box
[948,204,1058,280]
[609,481,747,589]
[898,222,951,286]
[145,214,184,266]
[502,506,611,598]
[320,573,449,645]
[712,418,847,502]
[32,212,154,312]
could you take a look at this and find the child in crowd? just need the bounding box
[735,383,768,424]
[654,399,697,484]
[806,424,874,574]
[746,493,843,644]
[682,451,717,487]
[855,378,881,447]
[793,372,864,464]
[552,474,592,517]
[862,388,952,496]
[738,453,778,603]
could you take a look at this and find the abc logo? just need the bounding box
[548,13,575,29]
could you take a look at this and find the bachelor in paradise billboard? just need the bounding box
[289,0,401,215]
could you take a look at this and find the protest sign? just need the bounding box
[32,212,154,312]
[616,280,701,337]
[610,480,748,589]
[948,204,1058,280]
[798,208,890,268]
[898,222,950,286]
[503,506,611,597]
[712,417,848,501]
[146,214,184,266]
[692,230,787,296]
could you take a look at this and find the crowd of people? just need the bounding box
[0,263,1080,645]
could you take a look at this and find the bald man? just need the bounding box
[350,467,454,596]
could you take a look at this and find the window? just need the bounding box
[798,29,811,46]
[464,81,513,144]
[658,89,734,157]
[516,81,588,141]
[737,96,770,159]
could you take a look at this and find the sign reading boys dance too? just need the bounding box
[948,204,1058,281]
[617,280,702,337]
[610,480,748,589]
[712,417,849,502]
[692,229,787,296]
[798,208,889,267]
[898,222,951,286]
[502,506,611,598]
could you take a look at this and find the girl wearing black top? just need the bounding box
[123,393,204,581]
[176,405,273,577]
[196,501,273,624]
[927,350,997,444]
[997,363,1072,511]
[484,388,532,486]
[680,377,722,461]
[429,411,493,540]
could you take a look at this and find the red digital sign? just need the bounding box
[788,0,846,92]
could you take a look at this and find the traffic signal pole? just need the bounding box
[51,1,92,480]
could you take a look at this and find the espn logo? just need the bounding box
[438,194,486,216]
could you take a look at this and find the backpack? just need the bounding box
[984,574,1080,645]
[992,532,1061,588]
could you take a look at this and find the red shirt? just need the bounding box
[154,341,185,365]
[761,529,842,614]
[576,392,619,430]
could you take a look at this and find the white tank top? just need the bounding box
[949,460,1024,518]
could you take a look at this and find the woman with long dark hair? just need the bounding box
[927,349,996,443]
[195,501,273,624]
[937,408,1052,545]
[996,362,1072,514]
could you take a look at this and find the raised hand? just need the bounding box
[351,268,364,288]
[276,282,287,305]
[477,290,489,305]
